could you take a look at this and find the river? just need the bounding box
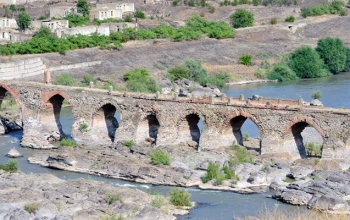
[1,73,350,219]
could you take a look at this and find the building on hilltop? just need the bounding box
[31,20,69,33]
[92,3,135,21]
[90,8,123,21]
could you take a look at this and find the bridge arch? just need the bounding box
[224,110,262,147]
[0,83,19,100]
[0,84,20,110]
[42,90,72,107]
[283,116,325,158]
[92,101,121,144]
[176,109,205,145]
[135,111,161,144]
[41,93,74,140]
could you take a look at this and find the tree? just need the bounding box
[344,47,350,72]
[16,12,31,31]
[239,54,252,66]
[230,9,254,28]
[77,0,91,17]
[287,46,329,78]
[185,59,208,85]
[134,9,145,19]
[315,37,347,74]
[167,65,190,81]
[3,6,9,18]
[311,91,322,100]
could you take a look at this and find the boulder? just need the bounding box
[179,89,189,97]
[275,188,312,205]
[290,166,313,180]
[6,148,23,158]
[310,99,323,106]
[247,171,267,185]
[196,161,209,170]
[308,194,348,211]
[4,208,32,220]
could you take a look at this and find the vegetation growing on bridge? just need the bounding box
[267,38,350,82]
[0,15,235,55]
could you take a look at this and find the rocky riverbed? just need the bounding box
[0,172,190,220]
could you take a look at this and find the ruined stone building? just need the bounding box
[49,5,78,19]
[90,3,135,21]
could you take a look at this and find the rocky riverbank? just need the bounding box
[25,138,350,215]
[0,172,190,220]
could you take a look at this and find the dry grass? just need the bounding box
[257,208,350,220]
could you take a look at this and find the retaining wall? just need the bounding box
[0,57,46,80]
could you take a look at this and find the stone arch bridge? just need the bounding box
[1,81,350,160]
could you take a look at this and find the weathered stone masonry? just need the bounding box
[1,81,350,160]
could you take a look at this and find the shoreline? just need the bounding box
[226,79,278,85]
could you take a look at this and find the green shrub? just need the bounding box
[134,9,146,19]
[231,146,253,164]
[100,214,124,220]
[64,13,89,27]
[24,203,39,213]
[311,91,322,100]
[151,195,166,208]
[208,5,216,13]
[60,138,76,147]
[230,9,254,28]
[255,68,267,79]
[54,73,75,86]
[170,188,191,206]
[79,122,88,132]
[94,18,122,26]
[167,65,190,81]
[81,73,96,86]
[340,8,348,16]
[288,46,330,78]
[204,72,231,90]
[172,0,180,6]
[124,15,133,22]
[0,160,18,173]
[150,150,170,165]
[304,142,322,157]
[33,26,52,38]
[124,68,159,93]
[201,161,225,184]
[270,17,277,25]
[316,37,347,74]
[243,132,250,141]
[253,0,260,6]
[239,54,252,66]
[185,59,208,85]
[123,140,134,148]
[300,1,344,18]
[344,47,350,72]
[284,15,295,22]
[267,63,299,82]
[105,193,123,205]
